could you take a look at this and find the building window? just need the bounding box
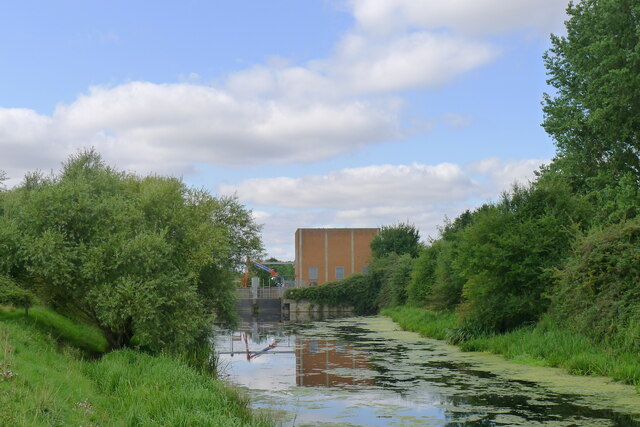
[309,266,318,281]
[335,266,345,280]
[361,266,369,274]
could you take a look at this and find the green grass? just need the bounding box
[0,306,272,426]
[0,305,108,354]
[383,305,640,390]
[382,306,457,340]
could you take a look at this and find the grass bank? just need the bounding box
[382,306,640,391]
[0,306,271,426]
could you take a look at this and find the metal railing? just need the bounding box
[236,287,287,299]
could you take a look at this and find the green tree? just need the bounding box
[376,253,413,309]
[456,180,591,333]
[543,0,640,185]
[0,150,262,352]
[551,217,640,352]
[0,275,36,315]
[370,222,421,259]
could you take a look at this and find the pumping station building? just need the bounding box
[294,228,379,286]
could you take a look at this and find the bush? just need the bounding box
[0,150,262,352]
[551,217,640,353]
[407,244,438,307]
[0,275,35,314]
[285,273,380,315]
[456,180,590,332]
[377,254,413,309]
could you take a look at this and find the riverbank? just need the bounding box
[383,306,640,392]
[0,306,271,426]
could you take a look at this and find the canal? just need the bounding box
[215,316,640,426]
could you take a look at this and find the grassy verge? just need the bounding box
[383,305,640,390]
[0,307,271,426]
[1,305,108,354]
[382,306,456,340]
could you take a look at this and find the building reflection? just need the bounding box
[295,338,373,388]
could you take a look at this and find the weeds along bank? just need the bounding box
[0,306,271,426]
[383,306,640,390]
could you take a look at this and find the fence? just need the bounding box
[236,287,286,299]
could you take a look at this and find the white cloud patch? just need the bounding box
[219,163,476,209]
[0,82,400,180]
[333,32,497,93]
[221,158,548,258]
[467,157,548,194]
[351,0,569,36]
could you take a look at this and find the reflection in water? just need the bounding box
[296,339,373,388]
[215,317,640,427]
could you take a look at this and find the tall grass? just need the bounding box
[382,306,456,340]
[0,305,107,354]
[383,305,640,390]
[88,350,269,426]
[0,307,272,426]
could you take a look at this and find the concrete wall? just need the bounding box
[295,228,378,285]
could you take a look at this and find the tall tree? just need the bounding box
[370,222,421,259]
[0,150,263,351]
[543,0,640,185]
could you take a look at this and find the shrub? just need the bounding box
[0,275,35,315]
[377,254,413,309]
[551,217,640,353]
[0,150,262,352]
[285,273,380,315]
[456,180,589,332]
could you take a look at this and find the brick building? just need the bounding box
[294,228,379,286]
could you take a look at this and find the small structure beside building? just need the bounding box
[294,228,379,286]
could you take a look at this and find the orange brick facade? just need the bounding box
[294,228,379,286]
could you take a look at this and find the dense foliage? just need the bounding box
[543,0,640,185]
[284,273,380,315]
[551,217,640,353]
[0,275,35,314]
[0,150,262,352]
[370,222,421,258]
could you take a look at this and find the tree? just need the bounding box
[455,181,591,332]
[0,275,36,315]
[551,217,640,352]
[0,150,263,351]
[370,222,421,259]
[543,0,640,185]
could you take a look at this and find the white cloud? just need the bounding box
[467,157,548,194]
[227,32,497,99]
[332,32,497,93]
[351,0,569,36]
[0,82,400,179]
[222,158,546,258]
[219,163,477,209]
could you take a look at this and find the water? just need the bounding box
[215,316,640,426]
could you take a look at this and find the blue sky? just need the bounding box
[1,0,570,259]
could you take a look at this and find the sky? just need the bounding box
[0,0,570,260]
